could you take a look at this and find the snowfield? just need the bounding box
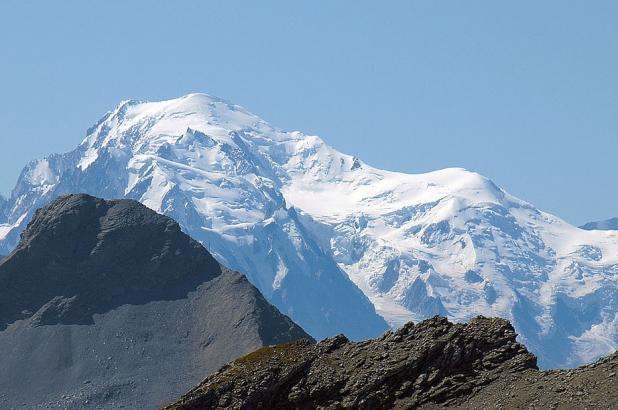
[1,93,617,367]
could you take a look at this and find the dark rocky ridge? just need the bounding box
[165,316,536,409]
[0,193,221,330]
[166,316,618,410]
[0,194,312,409]
[580,217,618,231]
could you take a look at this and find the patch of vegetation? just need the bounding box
[234,342,305,367]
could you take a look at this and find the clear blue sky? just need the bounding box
[0,1,616,225]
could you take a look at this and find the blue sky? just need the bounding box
[0,1,616,225]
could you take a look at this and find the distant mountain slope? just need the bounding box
[1,93,617,367]
[580,217,618,231]
[0,194,311,409]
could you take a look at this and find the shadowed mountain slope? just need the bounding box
[0,194,311,409]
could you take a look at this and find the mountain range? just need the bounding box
[1,93,617,367]
[0,193,310,409]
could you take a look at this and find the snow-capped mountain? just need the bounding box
[1,93,617,367]
[0,94,387,342]
[285,165,618,368]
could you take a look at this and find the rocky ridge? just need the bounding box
[165,316,618,410]
[580,217,618,231]
[165,316,536,409]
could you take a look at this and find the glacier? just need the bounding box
[1,93,617,367]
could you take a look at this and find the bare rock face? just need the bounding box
[0,194,312,409]
[165,316,537,409]
[0,193,221,330]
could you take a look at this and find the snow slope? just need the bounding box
[281,152,618,367]
[1,93,617,367]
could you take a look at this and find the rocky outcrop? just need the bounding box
[0,194,312,409]
[166,315,618,409]
[580,217,618,230]
[165,316,537,409]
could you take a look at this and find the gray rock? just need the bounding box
[0,194,312,409]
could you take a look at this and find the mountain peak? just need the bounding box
[101,92,271,137]
[76,93,292,171]
[0,193,221,330]
[0,193,312,408]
